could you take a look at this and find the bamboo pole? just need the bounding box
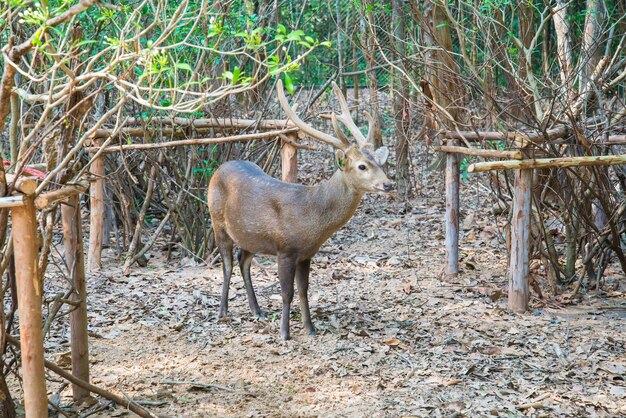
[467,154,626,173]
[88,138,105,272]
[280,132,298,183]
[435,145,522,159]
[444,129,624,146]
[509,166,531,312]
[84,128,299,154]
[61,195,90,400]
[11,197,48,417]
[445,142,460,276]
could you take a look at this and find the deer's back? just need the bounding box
[207,161,326,258]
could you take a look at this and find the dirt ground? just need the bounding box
[17,168,626,417]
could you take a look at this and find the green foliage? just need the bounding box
[2,0,333,116]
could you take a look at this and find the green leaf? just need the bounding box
[284,73,294,95]
[232,66,240,84]
[175,62,193,72]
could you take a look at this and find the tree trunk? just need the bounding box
[553,0,574,93]
[61,196,90,401]
[361,2,382,148]
[392,0,411,196]
[579,0,604,96]
[421,0,462,126]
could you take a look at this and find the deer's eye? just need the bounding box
[358,164,367,171]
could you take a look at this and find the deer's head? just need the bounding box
[277,80,393,194]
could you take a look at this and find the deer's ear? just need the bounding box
[374,146,389,165]
[335,149,346,170]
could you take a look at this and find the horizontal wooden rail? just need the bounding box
[468,154,626,173]
[435,145,522,159]
[85,128,300,154]
[93,117,296,138]
[445,126,569,146]
[0,196,25,208]
[444,130,512,141]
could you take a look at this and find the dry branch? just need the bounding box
[34,178,90,211]
[84,128,299,154]
[467,154,626,173]
[435,145,522,159]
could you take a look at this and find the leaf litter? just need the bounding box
[20,165,626,417]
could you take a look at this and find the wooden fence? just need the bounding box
[5,118,301,417]
[438,129,626,313]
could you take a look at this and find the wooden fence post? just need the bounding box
[61,195,90,400]
[281,132,298,183]
[12,197,48,417]
[445,143,460,276]
[509,166,531,312]
[88,139,105,271]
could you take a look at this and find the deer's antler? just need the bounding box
[277,80,349,150]
[330,82,375,147]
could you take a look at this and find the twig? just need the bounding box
[160,380,234,392]
[517,402,545,410]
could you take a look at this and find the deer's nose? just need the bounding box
[383,182,394,192]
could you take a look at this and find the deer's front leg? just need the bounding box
[277,254,296,340]
[296,259,315,336]
[217,237,234,319]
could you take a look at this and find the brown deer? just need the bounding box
[207,80,393,340]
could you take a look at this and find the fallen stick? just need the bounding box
[6,335,159,418]
[160,380,234,392]
[517,402,545,410]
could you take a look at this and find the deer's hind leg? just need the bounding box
[238,249,264,318]
[215,228,234,319]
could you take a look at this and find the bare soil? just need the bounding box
[14,169,626,417]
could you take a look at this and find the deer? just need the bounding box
[207,79,393,340]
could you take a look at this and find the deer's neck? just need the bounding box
[311,169,363,232]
